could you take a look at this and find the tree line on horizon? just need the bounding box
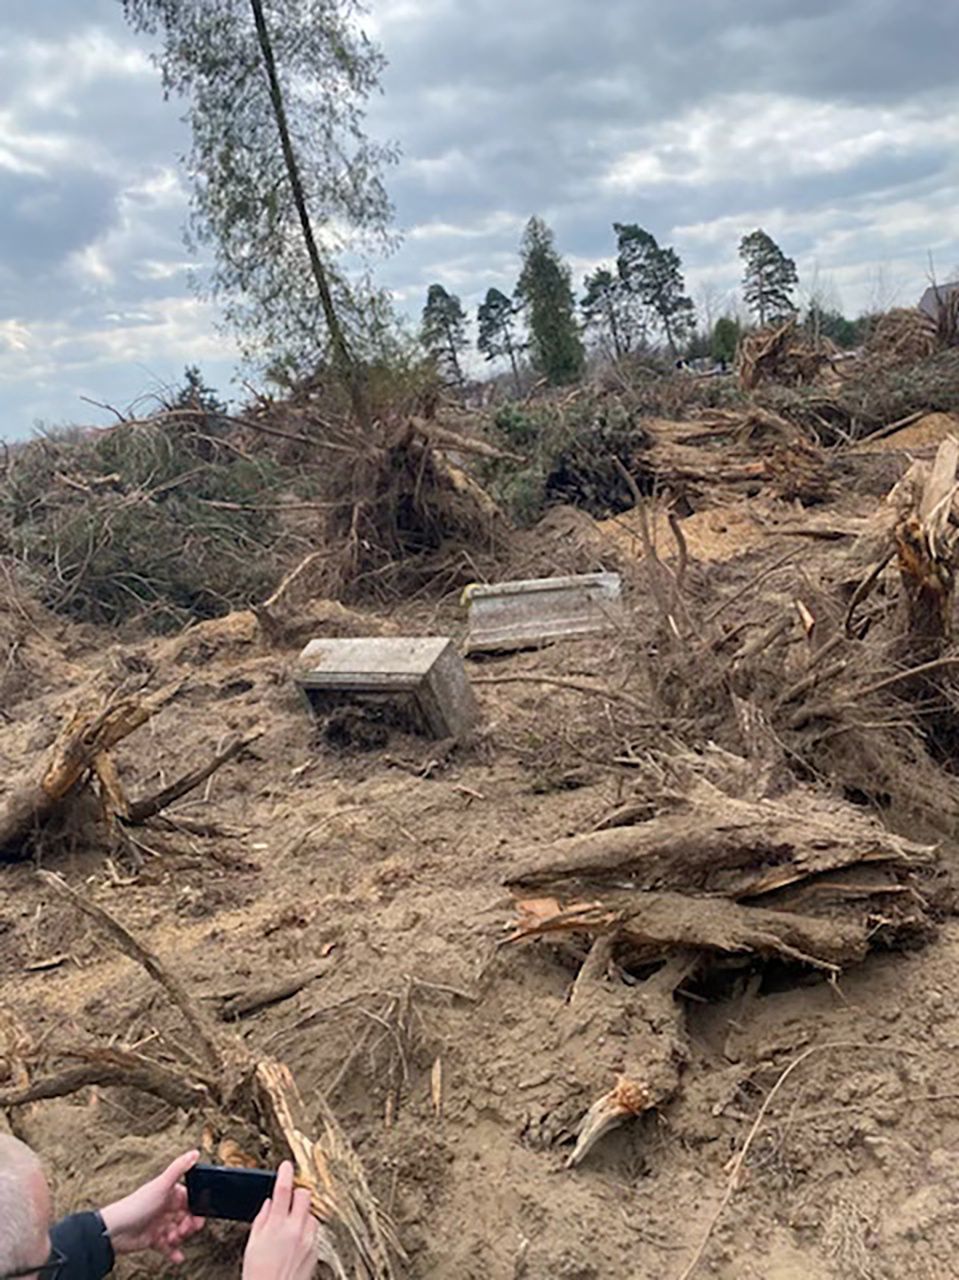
[114,0,875,425]
[420,219,865,390]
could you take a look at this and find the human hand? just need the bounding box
[242,1161,318,1280]
[100,1149,206,1264]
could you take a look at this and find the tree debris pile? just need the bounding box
[494,437,959,1172]
[737,319,840,391]
[866,307,940,365]
[503,756,937,1166]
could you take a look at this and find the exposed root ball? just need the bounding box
[326,423,504,598]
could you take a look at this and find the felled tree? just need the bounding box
[477,287,524,394]
[740,229,799,326]
[581,267,640,359]
[615,224,695,354]
[515,217,585,386]
[121,0,398,430]
[421,284,468,385]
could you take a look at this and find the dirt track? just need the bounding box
[4,415,959,1278]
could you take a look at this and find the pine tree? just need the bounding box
[515,217,585,386]
[739,230,799,326]
[421,284,468,384]
[477,288,523,393]
[121,0,398,429]
[615,224,695,353]
[710,316,741,365]
[581,267,637,359]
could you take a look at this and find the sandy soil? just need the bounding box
[3,476,959,1280]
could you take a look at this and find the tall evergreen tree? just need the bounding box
[421,284,468,384]
[121,0,397,429]
[615,224,695,353]
[477,288,523,393]
[581,267,637,358]
[739,229,799,326]
[710,315,741,365]
[515,217,584,385]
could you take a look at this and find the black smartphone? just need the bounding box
[186,1164,277,1223]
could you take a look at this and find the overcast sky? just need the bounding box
[2,0,958,438]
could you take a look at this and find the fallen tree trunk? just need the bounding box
[0,683,181,861]
[510,889,869,972]
[505,782,932,902]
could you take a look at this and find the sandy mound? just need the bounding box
[599,501,768,563]
[859,411,959,452]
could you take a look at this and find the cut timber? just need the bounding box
[295,636,478,741]
[255,1060,403,1279]
[464,573,623,654]
[504,782,932,903]
[0,683,181,861]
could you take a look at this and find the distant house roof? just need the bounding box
[918,281,959,320]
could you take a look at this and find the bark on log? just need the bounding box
[0,1048,210,1112]
[511,890,868,972]
[0,683,180,860]
[504,784,931,901]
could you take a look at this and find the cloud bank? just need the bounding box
[2,0,958,435]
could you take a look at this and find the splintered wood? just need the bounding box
[0,878,403,1280]
[256,1061,403,1280]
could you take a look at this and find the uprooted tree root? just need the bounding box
[496,440,959,1169]
[0,677,262,865]
[324,420,508,599]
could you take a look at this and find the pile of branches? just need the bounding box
[737,319,839,391]
[866,307,939,365]
[0,419,301,632]
[484,392,652,524]
[0,393,518,624]
[759,348,959,443]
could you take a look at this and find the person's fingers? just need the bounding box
[157,1150,201,1196]
[290,1186,312,1232]
[166,1150,201,1184]
[249,1196,270,1239]
[271,1161,295,1219]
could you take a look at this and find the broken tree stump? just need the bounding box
[0,683,181,861]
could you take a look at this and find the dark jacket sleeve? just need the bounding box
[49,1212,115,1280]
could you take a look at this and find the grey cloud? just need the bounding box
[3,0,959,436]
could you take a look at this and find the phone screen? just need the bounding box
[186,1165,278,1223]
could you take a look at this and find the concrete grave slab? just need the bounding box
[295,636,479,741]
[464,572,623,654]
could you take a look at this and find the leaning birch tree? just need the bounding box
[121,0,397,429]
